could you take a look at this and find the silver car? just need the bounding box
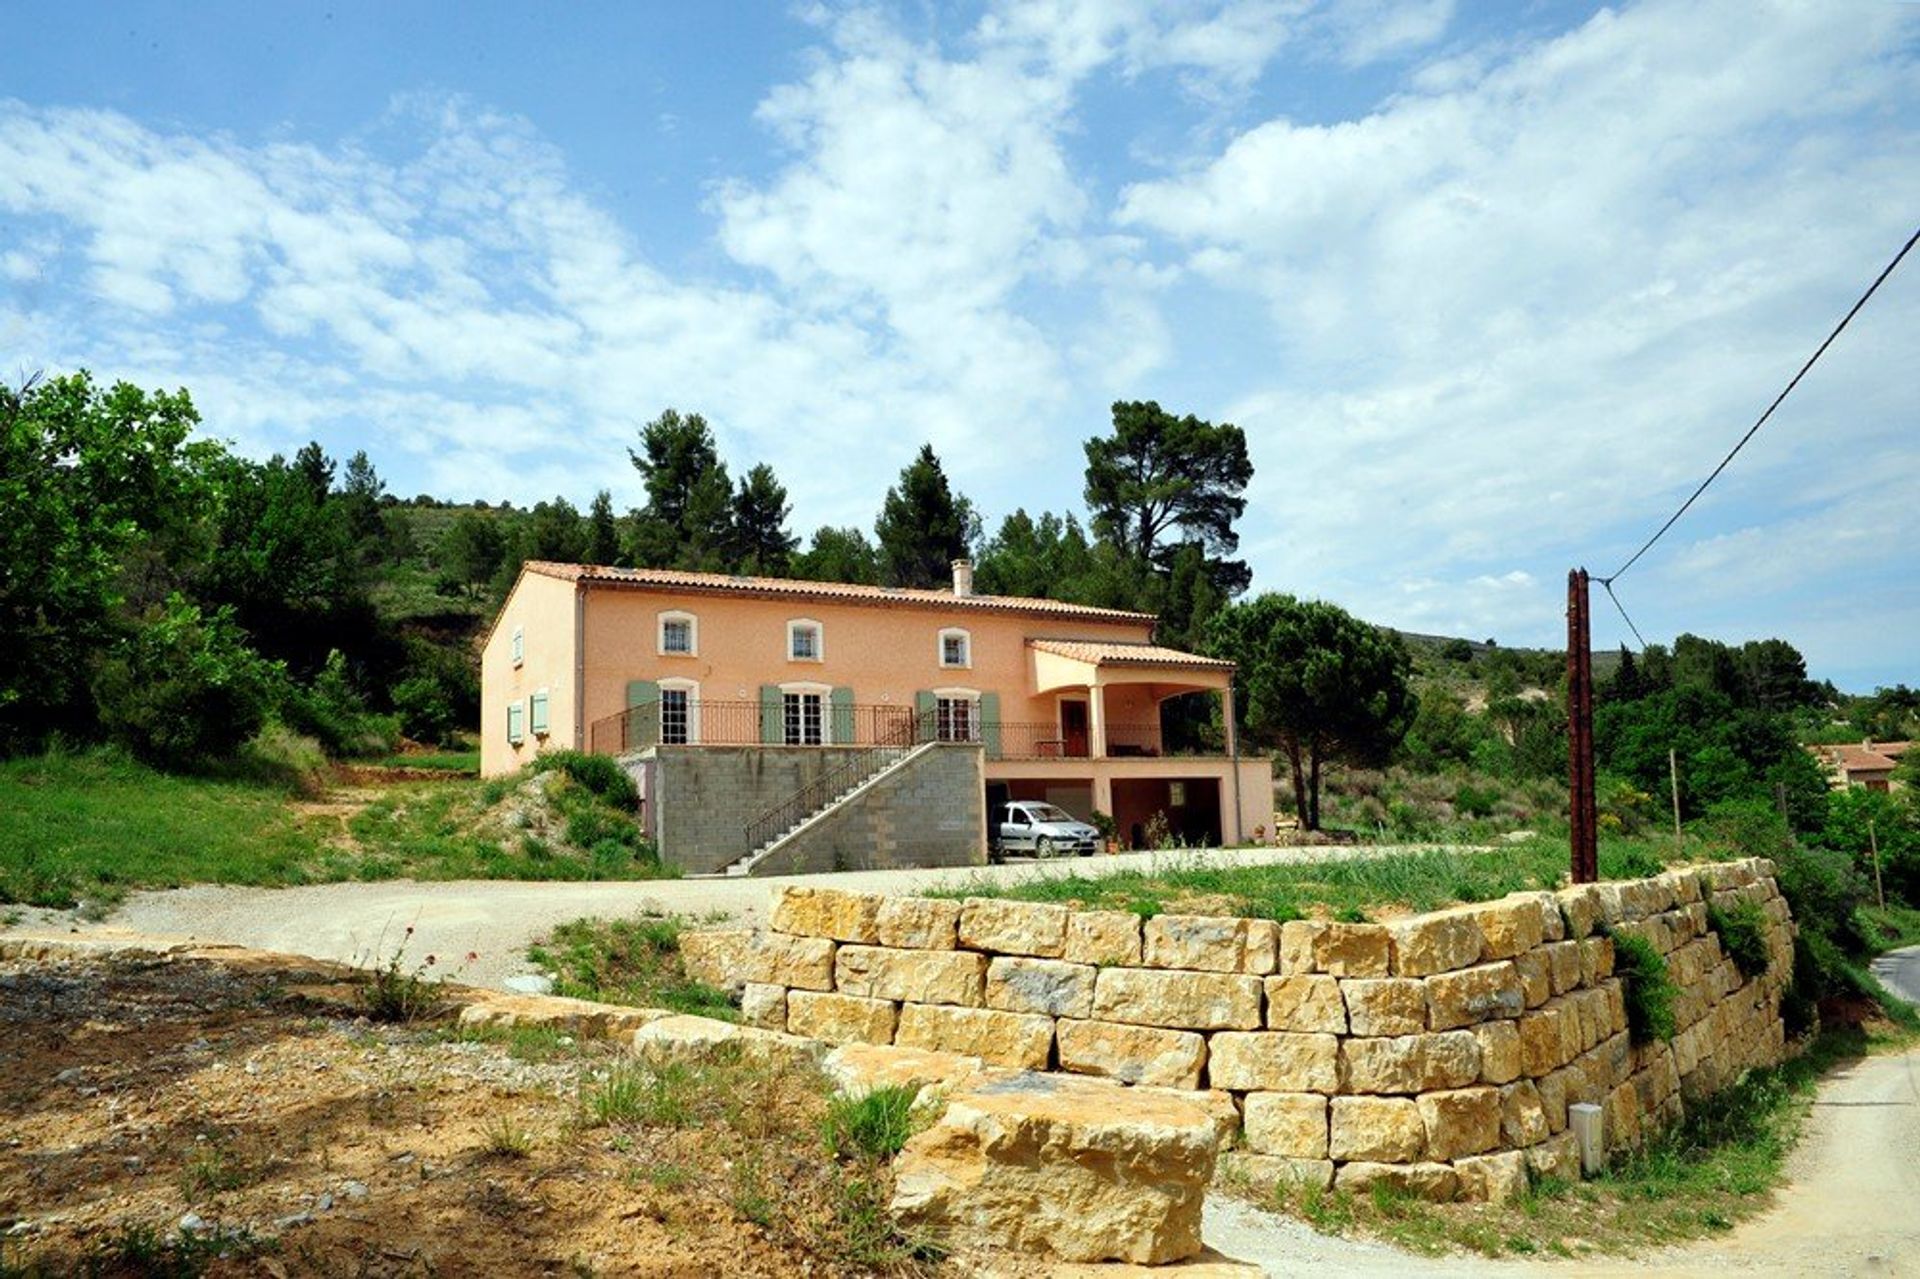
[995,802,1100,858]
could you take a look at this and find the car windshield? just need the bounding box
[1025,805,1076,824]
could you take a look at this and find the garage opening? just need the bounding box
[1112,776,1221,850]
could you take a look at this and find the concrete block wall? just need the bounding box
[750,743,987,876]
[639,746,881,874]
[682,858,1795,1202]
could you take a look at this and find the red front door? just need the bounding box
[1061,700,1090,758]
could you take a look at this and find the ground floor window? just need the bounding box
[936,695,978,743]
[784,691,824,745]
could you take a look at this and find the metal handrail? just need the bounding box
[742,709,935,854]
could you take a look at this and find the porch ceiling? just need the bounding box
[1028,639,1234,695]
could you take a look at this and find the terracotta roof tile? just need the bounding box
[519,561,1155,622]
[1028,638,1235,669]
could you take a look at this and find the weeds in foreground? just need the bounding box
[482,1116,535,1159]
[354,925,472,1023]
[529,914,735,1018]
[821,1085,921,1159]
[178,1141,248,1202]
[3,1221,273,1278]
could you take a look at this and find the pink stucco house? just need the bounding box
[482,558,1271,875]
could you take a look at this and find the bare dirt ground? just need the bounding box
[0,951,917,1277]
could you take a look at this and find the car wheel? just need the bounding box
[1035,836,1055,859]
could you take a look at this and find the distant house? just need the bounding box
[481,559,1271,876]
[1810,740,1910,793]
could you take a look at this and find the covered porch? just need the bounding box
[1020,639,1240,761]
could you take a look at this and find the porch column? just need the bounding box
[1090,680,1109,759]
[1092,770,1113,824]
[1223,685,1239,758]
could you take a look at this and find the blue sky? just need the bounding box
[3,1,1915,690]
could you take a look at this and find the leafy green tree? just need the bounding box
[794,526,881,584]
[729,463,798,575]
[627,409,733,570]
[1738,638,1813,711]
[438,511,505,599]
[91,594,280,768]
[1084,400,1252,593]
[0,372,212,750]
[292,440,335,502]
[1205,594,1416,830]
[874,444,976,588]
[338,449,388,548]
[585,490,622,566]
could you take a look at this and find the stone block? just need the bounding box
[1426,961,1525,1030]
[1280,920,1392,977]
[835,945,986,1006]
[1558,884,1603,939]
[1093,968,1264,1030]
[739,983,787,1031]
[876,897,961,950]
[1242,1092,1329,1159]
[894,1003,1054,1070]
[769,885,882,942]
[1265,975,1349,1033]
[787,990,899,1046]
[1243,919,1281,975]
[1518,1004,1571,1077]
[1329,1095,1425,1162]
[1208,1032,1340,1093]
[985,956,1097,1018]
[1217,1152,1335,1193]
[1057,1019,1208,1090]
[1341,978,1427,1036]
[1545,940,1583,996]
[1579,935,1615,986]
[681,928,835,993]
[1454,1150,1530,1204]
[1337,1031,1481,1094]
[1498,1079,1550,1147]
[890,1072,1220,1265]
[1417,1087,1501,1160]
[1515,949,1552,1008]
[1525,1129,1581,1182]
[959,898,1069,957]
[631,1014,825,1068]
[1333,1161,1459,1202]
[821,1042,986,1098]
[1472,1019,1524,1085]
[1471,899,1546,959]
[1063,910,1143,966]
[1536,1068,1570,1133]
[1517,891,1568,942]
[1387,910,1483,977]
[1144,914,1247,973]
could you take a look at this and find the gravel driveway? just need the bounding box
[43,844,1465,990]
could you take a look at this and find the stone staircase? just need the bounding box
[704,741,937,878]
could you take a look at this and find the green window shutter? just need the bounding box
[530,691,550,735]
[830,686,855,745]
[507,701,524,744]
[761,685,784,744]
[914,689,936,741]
[626,679,659,709]
[979,691,1001,759]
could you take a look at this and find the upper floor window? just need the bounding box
[510,626,524,667]
[659,610,697,657]
[938,627,971,669]
[787,618,824,662]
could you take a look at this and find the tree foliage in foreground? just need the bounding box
[1205,594,1416,830]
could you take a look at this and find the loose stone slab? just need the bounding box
[834,945,986,1007]
[985,956,1097,1019]
[1056,1019,1208,1090]
[1216,1151,1335,1193]
[768,886,882,943]
[890,1071,1220,1265]
[1092,968,1263,1031]
[894,1003,1054,1070]
[820,1042,987,1098]
[739,983,787,1031]
[631,1014,825,1067]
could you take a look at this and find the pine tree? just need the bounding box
[874,444,974,589]
[626,409,734,570]
[585,490,622,565]
[729,464,797,576]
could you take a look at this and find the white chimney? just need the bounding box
[952,558,974,597]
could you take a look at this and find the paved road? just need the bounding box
[31,843,1476,989]
[1872,945,1920,1008]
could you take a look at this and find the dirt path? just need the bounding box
[18,844,1468,991]
[1206,1045,1920,1277]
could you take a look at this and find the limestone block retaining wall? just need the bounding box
[684,857,1795,1201]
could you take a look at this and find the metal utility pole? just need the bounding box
[1567,569,1598,883]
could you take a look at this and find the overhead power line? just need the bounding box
[1603,224,1920,585]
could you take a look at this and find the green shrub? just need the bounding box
[822,1085,920,1159]
[279,649,401,757]
[1706,899,1770,981]
[1453,783,1498,819]
[532,750,639,811]
[1600,842,1666,880]
[1609,930,1676,1042]
[91,595,278,768]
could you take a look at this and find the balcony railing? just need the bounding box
[591,700,1216,760]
